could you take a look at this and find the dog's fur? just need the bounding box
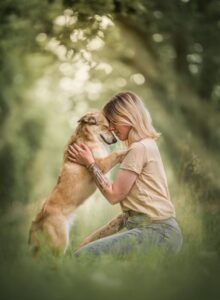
[28,112,126,255]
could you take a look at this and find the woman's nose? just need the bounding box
[108,123,114,131]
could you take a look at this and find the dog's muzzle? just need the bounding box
[100,134,117,145]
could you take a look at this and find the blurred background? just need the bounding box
[0,0,220,299]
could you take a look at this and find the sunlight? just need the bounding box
[34,77,52,102]
[131,73,145,85]
[56,45,67,60]
[86,81,103,101]
[46,37,60,51]
[187,53,202,64]
[54,10,77,27]
[59,77,75,92]
[70,29,86,42]
[116,77,127,88]
[46,37,68,60]
[96,62,112,74]
[1,2,220,299]
[94,15,114,30]
[152,33,163,43]
[36,32,47,44]
[59,60,91,94]
[87,37,105,51]
[188,64,199,74]
[59,63,74,77]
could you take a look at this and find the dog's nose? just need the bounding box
[112,133,117,143]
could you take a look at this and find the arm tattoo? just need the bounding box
[75,213,128,250]
[87,162,111,192]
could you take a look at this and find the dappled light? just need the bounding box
[0,1,220,299]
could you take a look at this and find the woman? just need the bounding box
[68,91,183,258]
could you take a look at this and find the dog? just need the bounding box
[28,111,127,256]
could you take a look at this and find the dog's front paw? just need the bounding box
[116,149,128,163]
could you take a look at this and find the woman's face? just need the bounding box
[108,121,131,141]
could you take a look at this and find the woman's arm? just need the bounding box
[94,166,137,204]
[68,143,138,204]
[74,212,128,251]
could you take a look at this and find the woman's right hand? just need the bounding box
[74,236,92,251]
[67,143,95,167]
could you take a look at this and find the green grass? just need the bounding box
[1,195,220,300]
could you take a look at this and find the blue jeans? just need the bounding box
[73,214,183,258]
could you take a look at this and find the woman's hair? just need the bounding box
[102,91,160,145]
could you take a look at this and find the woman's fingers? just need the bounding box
[68,156,76,162]
[72,143,83,152]
[79,143,89,151]
[69,145,78,153]
[69,143,89,153]
[68,143,93,166]
[69,145,78,154]
[68,144,85,164]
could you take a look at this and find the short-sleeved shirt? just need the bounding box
[119,138,176,220]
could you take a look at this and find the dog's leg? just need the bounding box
[95,149,128,174]
[28,221,41,257]
[43,216,69,256]
[28,215,69,256]
[74,212,128,251]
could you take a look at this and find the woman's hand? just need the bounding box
[74,236,92,251]
[67,143,95,167]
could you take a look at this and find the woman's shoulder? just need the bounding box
[128,139,156,156]
[132,139,159,157]
[130,138,156,149]
[129,140,146,150]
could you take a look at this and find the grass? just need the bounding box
[1,141,219,300]
[1,191,220,300]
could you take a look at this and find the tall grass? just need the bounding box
[1,180,220,300]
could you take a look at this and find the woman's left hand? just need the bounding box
[67,143,95,167]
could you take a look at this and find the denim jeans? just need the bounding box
[73,214,183,258]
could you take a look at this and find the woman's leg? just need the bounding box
[155,218,183,253]
[73,222,182,258]
[73,228,143,258]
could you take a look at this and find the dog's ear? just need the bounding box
[77,115,97,125]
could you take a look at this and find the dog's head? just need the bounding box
[77,112,117,145]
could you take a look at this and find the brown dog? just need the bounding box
[28,111,126,256]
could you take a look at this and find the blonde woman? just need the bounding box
[68,91,183,258]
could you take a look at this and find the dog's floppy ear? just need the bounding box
[77,115,97,125]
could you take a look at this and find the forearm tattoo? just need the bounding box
[87,162,111,192]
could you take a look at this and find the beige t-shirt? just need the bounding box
[119,138,176,220]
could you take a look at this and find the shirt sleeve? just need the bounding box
[119,142,147,175]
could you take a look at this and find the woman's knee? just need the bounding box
[73,243,99,258]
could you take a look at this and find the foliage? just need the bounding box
[0,1,220,298]
[0,205,220,300]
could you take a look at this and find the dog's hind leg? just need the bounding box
[42,216,69,256]
[28,221,42,256]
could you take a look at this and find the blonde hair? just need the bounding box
[102,91,160,146]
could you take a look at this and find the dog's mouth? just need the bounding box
[100,133,117,145]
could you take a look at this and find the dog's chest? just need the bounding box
[92,145,108,158]
[59,163,96,198]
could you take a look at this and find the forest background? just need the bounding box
[0,1,220,299]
